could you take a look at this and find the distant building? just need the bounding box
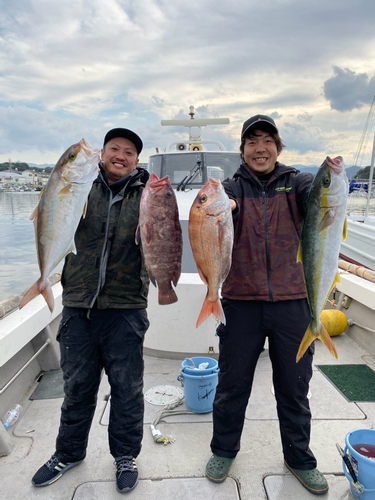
[0,171,23,186]
[23,170,40,185]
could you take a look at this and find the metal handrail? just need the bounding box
[0,339,51,395]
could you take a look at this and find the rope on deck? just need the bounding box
[151,396,197,445]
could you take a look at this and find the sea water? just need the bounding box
[0,191,63,302]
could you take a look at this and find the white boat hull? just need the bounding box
[340,218,375,271]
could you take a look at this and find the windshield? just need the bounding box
[148,151,240,188]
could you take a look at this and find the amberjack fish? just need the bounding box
[296,156,348,362]
[19,139,100,313]
[136,174,182,305]
[189,178,233,327]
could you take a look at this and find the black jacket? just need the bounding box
[61,164,150,309]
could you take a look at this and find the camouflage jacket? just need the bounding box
[222,162,313,301]
[61,164,150,309]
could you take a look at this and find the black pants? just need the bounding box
[211,298,317,470]
[55,307,149,462]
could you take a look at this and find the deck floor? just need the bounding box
[1,332,374,499]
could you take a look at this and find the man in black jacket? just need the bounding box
[205,115,329,496]
[32,128,150,494]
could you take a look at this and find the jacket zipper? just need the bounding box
[262,189,273,301]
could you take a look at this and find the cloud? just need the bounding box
[2,1,375,164]
[323,66,375,112]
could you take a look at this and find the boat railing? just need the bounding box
[0,273,62,369]
[0,273,61,320]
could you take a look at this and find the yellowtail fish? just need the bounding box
[136,174,183,305]
[296,156,348,362]
[189,178,233,327]
[19,139,100,312]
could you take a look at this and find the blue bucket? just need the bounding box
[178,357,219,413]
[342,428,375,499]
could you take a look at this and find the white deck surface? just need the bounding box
[1,332,374,499]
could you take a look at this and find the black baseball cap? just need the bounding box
[241,114,278,138]
[103,128,143,155]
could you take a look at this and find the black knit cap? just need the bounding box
[103,128,143,155]
[241,114,278,138]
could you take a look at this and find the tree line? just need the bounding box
[0,163,53,173]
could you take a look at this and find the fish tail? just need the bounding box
[19,278,54,313]
[318,322,338,359]
[296,322,338,362]
[196,296,225,328]
[158,287,178,305]
[296,324,316,362]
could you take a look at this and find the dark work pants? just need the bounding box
[55,307,149,462]
[211,298,317,470]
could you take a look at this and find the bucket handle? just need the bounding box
[177,366,219,387]
[337,443,366,495]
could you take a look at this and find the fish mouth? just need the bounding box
[79,138,100,158]
[149,174,171,190]
[207,178,220,186]
[327,156,344,174]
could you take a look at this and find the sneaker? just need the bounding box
[205,454,234,483]
[115,456,138,493]
[31,454,83,487]
[284,460,329,495]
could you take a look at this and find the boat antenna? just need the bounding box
[161,106,229,151]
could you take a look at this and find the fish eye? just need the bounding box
[323,177,330,186]
[200,194,207,203]
[165,191,172,197]
[69,153,77,160]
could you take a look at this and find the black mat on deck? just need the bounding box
[317,364,375,402]
[29,369,65,400]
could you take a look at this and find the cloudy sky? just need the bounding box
[1,0,375,168]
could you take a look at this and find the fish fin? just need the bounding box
[319,209,335,232]
[343,217,348,241]
[296,322,338,362]
[148,270,157,287]
[38,186,46,198]
[29,205,43,270]
[172,268,181,287]
[158,287,178,305]
[135,224,141,245]
[142,222,153,246]
[196,265,208,286]
[58,184,73,197]
[296,323,316,362]
[318,322,338,359]
[69,240,77,256]
[19,278,54,313]
[196,296,225,328]
[82,201,88,218]
[30,204,39,221]
[296,241,303,264]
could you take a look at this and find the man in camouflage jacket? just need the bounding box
[205,115,329,496]
[32,128,149,494]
